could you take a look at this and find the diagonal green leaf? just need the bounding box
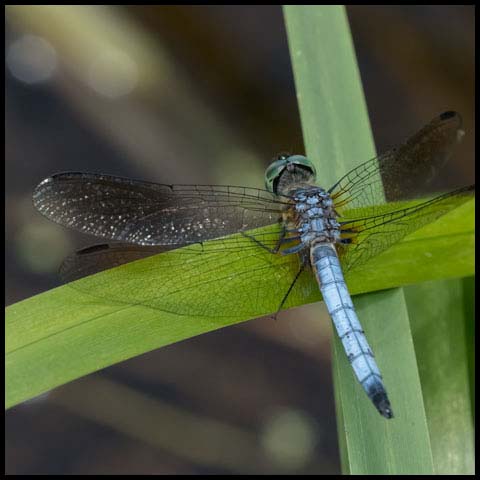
[5,196,473,410]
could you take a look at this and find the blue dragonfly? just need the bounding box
[33,111,474,418]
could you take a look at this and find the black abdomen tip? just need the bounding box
[372,390,394,419]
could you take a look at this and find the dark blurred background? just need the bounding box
[5,5,474,475]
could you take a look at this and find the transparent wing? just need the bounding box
[329,111,465,215]
[59,243,170,283]
[58,223,284,283]
[34,172,313,317]
[60,234,320,319]
[33,173,291,246]
[338,185,474,273]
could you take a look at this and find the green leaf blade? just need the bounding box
[5,198,472,410]
[283,3,474,475]
[405,277,475,474]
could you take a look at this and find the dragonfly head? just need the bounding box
[265,154,317,195]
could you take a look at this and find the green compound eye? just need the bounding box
[264,155,316,193]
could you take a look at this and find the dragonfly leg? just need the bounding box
[271,262,306,320]
[241,227,290,254]
[280,241,305,255]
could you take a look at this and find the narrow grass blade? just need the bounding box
[283,4,450,474]
[405,277,475,474]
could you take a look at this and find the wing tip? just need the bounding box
[32,176,54,210]
[437,110,464,135]
[439,110,459,121]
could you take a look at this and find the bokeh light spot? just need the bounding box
[87,48,138,98]
[261,407,318,470]
[15,222,72,274]
[6,34,57,84]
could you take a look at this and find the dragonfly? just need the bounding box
[33,111,474,419]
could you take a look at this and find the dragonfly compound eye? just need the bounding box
[264,155,317,194]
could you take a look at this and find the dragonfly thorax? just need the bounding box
[289,187,341,247]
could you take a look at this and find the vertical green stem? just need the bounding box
[283,5,435,473]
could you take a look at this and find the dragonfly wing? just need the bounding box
[33,173,289,246]
[338,185,474,273]
[59,243,170,283]
[329,111,465,212]
[58,220,287,283]
[62,238,319,318]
